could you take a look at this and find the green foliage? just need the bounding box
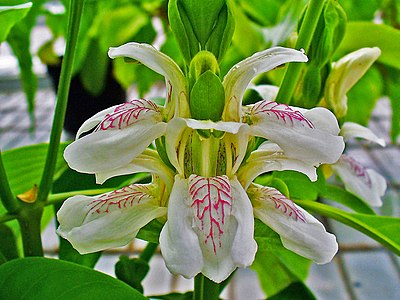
[253,220,311,297]
[385,67,400,142]
[268,281,317,300]
[337,22,400,69]
[298,200,400,255]
[0,2,31,43]
[0,257,148,299]
[58,237,101,268]
[115,255,150,293]
[0,224,19,265]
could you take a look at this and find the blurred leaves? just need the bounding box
[0,2,31,43]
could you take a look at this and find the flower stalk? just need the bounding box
[276,0,325,104]
[37,0,84,203]
[0,151,19,213]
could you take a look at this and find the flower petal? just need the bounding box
[184,118,246,134]
[95,151,175,188]
[340,122,386,146]
[230,178,258,267]
[108,42,189,117]
[249,185,338,264]
[332,155,386,206]
[247,101,344,166]
[57,184,167,254]
[223,47,308,121]
[64,99,166,174]
[186,175,240,282]
[159,176,204,279]
[249,84,279,102]
[238,142,317,189]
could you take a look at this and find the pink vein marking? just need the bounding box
[189,175,232,254]
[341,155,372,187]
[251,101,314,128]
[96,99,159,131]
[88,184,151,214]
[264,187,306,222]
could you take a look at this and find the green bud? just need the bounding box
[189,50,220,89]
[168,0,235,65]
[190,70,225,121]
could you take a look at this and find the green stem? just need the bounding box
[275,0,325,104]
[139,242,158,262]
[17,206,44,256]
[0,151,19,213]
[37,0,84,203]
[193,274,219,300]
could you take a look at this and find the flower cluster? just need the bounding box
[57,42,347,283]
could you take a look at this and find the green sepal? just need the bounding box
[189,70,225,121]
[115,255,149,293]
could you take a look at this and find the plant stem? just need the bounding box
[275,0,325,104]
[193,274,220,300]
[139,242,158,262]
[36,0,84,203]
[0,151,19,213]
[18,206,44,256]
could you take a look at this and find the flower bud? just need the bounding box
[324,47,381,118]
[168,0,235,65]
[189,51,225,122]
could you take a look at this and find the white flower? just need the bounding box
[57,42,344,283]
[331,122,387,207]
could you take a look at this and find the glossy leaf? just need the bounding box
[252,220,311,297]
[0,224,19,264]
[115,255,149,293]
[0,257,147,300]
[337,22,400,69]
[297,200,400,255]
[268,281,317,300]
[0,2,32,43]
[320,185,375,215]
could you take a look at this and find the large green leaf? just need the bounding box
[252,220,311,297]
[337,22,400,69]
[0,257,147,299]
[268,281,316,300]
[297,200,400,255]
[1,143,67,197]
[0,2,31,42]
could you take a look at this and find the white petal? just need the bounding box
[249,84,279,102]
[95,151,175,188]
[223,47,308,121]
[108,42,189,117]
[249,185,338,264]
[248,101,344,166]
[324,47,381,117]
[57,184,167,254]
[332,155,386,206]
[159,176,204,279]
[230,178,258,267]
[340,122,386,146]
[184,118,246,134]
[165,118,188,175]
[64,99,166,174]
[187,175,238,282]
[238,142,317,190]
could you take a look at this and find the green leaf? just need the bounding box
[0,257,147,299]
[321,185,375,214]
[272,170,325,201]
[58,237,101,268]
[1,143,67,197]
[0,2,32,43]
[297,200,400,255]
[268,281,317,300]
[337,22,400,69]
[115,255,149,293]
[253,220,311,297]
[150,291,193,300]
[0,224,19,264]
[385,67,400,142]
[136,219,164,244]
[338,0,381,21]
